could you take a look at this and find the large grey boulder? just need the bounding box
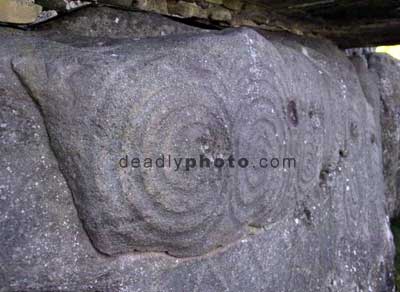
[0,25,395,291]
[12,29,296,257]
[365,53,400,219]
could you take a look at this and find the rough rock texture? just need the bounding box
[348,54,381,126]
[0,33,105,291]
[0,24,395,291]
[14,29,297,257]
[3,0,400,47]
[33,6,203,39]
[365,54,400,219]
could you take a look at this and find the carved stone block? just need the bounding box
[0,25,395,291]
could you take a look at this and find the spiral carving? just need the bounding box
[232,80,290,225]
[11,29,385,267]
[132,85,231,232]
[87,45,296,255]
[100,79,237,256]
[290,64,326,196]
[295,101,325,195]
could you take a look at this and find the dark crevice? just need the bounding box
[287,100,299,127]
[371,133,377,144]
[319,168,330,186]
[339,149,348,158]
[294,201,313,226]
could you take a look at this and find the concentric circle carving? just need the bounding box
[112,81,235,254]
[232,80,290,224]
[132,85,232,234]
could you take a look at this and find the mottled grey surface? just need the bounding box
[349,54,381,127]
[0,34,106,291]
[0,23,396,291]
[363,53,400,220]
[33,6,203,40]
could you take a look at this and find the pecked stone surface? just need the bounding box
[0,33,107,291]
[13,28,295,257]
[365,53,400,219]
[0,26,396,291]
[348,54,381,128]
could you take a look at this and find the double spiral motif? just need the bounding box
[90,45,297,256]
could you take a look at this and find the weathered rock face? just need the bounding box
[0,23,396,292]
[365,54,400,219]
[0,33,106,291]
[14,28,298,257]
[34,6,203,39]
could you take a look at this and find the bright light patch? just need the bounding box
[376,45,400,60]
